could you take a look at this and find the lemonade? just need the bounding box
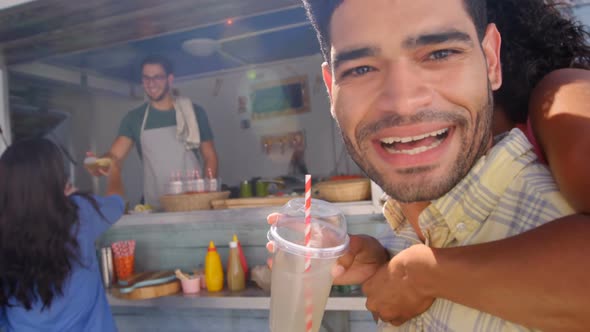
[269,250,336,332]
[267,198,349,332]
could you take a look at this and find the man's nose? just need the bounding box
[375,60,433,116]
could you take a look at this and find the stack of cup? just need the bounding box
[100,247,115,288]
[111,240,136,281]
[267,198,350,332]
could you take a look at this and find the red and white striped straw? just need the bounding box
[304,174,313,332]
[304,174,312,264]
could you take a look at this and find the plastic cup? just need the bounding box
[267,198,350,332]
[113,255,135,280]
[181,277,201,294]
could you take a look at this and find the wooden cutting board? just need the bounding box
[211,196,301,209]
[111,271,180,300]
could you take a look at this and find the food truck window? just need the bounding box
[0,1,364,203]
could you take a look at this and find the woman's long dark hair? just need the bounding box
[0,139,83,310]
[488,0,590,124]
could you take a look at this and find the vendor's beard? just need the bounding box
[147,84,170,102]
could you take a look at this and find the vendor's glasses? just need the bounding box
[142,75,167,83]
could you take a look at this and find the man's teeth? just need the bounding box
[380,128,448,144]
[384,139,444,155]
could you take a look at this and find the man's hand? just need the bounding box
[331,234,390,285]
[85,136,133,177]
[266,213,389,284]
[363,244,436,326]
[84,152,111,177]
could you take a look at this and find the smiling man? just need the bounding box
[325,0,496,206]
[299,0,590,330]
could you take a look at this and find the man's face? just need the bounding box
[322,0,502,202]
[142,64,173,102]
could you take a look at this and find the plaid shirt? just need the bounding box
[377,129,574,332]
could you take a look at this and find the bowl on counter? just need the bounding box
[180,277,201,294]
[313,178,371,202]
[159,191,231,212]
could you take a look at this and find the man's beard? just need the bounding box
[147,84,170,102]
[340,89,494,203]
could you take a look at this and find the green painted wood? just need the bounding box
[98,212,387,272]
[112,307,361,332]
[100,209,385,331]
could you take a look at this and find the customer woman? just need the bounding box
[0,138,125,331]
[489,0,590,212]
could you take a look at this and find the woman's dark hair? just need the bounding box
[0,138,92,310]
[489,0,590,124]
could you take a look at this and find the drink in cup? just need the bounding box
[267,198,349,332]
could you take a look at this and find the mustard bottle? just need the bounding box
[205,241,224,292]
[227,241,246,292]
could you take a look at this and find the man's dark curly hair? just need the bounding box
[302,0,488,65]
[302,0,589,125]
[489,0,590,124]
[0,138,101,310]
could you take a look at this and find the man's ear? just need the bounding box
[481,23,502,91]
[321,62,334,102]
[168,74,175,86]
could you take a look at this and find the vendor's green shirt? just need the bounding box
[117,102,214,159]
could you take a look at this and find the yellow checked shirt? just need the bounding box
[378,129,574,332]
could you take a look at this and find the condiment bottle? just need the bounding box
[205,241,224,292]
[196,265,207,289]
[207,168,218,192]
[233,234,249,278]
[195,170,205,193]
[185,169,197,193]
[227,240,246,292]
[168,171,183,195]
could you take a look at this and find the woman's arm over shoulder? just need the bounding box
[529,68,590,213]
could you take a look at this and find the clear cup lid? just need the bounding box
[268,198,349,259]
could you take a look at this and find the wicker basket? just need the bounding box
[313,178,371,202]
[160,191,231,212]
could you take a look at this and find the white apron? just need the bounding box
[140,103,201,210]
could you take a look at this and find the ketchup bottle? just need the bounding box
[232,234,249,278]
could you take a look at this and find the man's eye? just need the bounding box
[342,65,375,78]
[428,49,459,61]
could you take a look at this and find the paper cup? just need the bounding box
[267,198,349,332]
[181,278,201,294]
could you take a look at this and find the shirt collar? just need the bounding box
[383,128,537,247]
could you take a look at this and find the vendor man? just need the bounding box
[88,55,218,209]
